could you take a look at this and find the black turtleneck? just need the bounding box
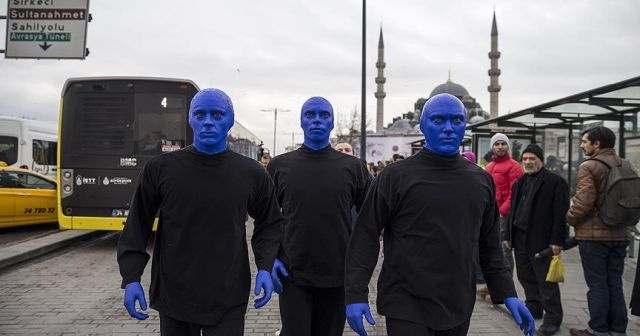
[117,146,283,325]
[267,145,371,288]
[345,149,516,330]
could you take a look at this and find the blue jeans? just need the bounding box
[578,240,629,334]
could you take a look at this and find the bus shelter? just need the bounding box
[467,76,640,190]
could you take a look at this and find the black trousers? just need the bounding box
[513,230,563,326]
[159,313,244,336]
[279,282,345,336]
[386,317,471,336]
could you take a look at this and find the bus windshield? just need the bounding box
[134,93,186,156]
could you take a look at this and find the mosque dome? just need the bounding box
[429,79,470,99]
[385,119,417,134]
[469,115,486,124]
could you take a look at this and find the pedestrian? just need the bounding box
[485,132,523,275]
[335,142,354,155]
[391,153,405,162]
[344,93,535,336]
[631,255,640,321]
[268,96,371,336]
[504,144,569,336]
[461,151,476,164]
[567,126,631,336]
[260,153,271,168]
[117,88,283,335]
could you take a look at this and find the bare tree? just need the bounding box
[334,106,372,150]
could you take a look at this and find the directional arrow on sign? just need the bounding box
[39,41,51,51]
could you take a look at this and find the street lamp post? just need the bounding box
[360,0,367,159]
[261,107,290,156]
[283,131,302,151]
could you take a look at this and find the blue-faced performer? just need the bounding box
[267,96,371,336]
[344,93,536,336]
[117,88,283,335]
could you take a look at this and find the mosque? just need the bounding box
[351,12,502,162]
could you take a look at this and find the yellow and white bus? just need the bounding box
[57,77,263,230]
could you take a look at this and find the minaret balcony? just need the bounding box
[376,61,386,68]
[375,77,386,84]
[488,51,501,58]
[375,92,386,98]
[487,85,502,92]
[488,68,501,76]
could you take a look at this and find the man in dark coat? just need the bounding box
[344,93,535,336]
[504,144,569,335]
[631,257,640,318]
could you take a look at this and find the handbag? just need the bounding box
[546,254,565,283]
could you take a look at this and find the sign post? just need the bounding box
[5,0,90,59]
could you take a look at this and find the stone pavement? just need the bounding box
[0,222,639,335]
[243,223,640,336]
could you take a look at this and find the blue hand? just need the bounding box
[504,297,535,336]
[346,303,376,336]
[123,281,149,320]
[253,270,273,308]
[271,258,289,294]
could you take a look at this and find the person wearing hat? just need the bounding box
[504,144,569,335]
[461,151,477,164]
[485,133,523,276]
[117,88,284,334]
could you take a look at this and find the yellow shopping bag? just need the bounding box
[546,254,565,283]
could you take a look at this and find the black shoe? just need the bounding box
[569,329,593,336]
[536,324,560,336]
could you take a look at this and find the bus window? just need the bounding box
[32,139,57,166]
[0,136,18,165]
[134,93,186,155]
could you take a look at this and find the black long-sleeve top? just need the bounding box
[345,149,516,330]
[117,146,283,325]
[267,145,371,288]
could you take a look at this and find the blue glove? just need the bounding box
[253,270,273,308]
[504,297,535,336]
[346,303,376,336]
[123,281,149,320]
[271,258,289,294]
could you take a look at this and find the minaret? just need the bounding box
[488,11,501,118]
[375,27,386,133]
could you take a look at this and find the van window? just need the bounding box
[33,139,57,165]
[0,136,18,165]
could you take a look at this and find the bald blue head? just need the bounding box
[301,96,334,150]
[188,88,234,155]
[419,93,466,156]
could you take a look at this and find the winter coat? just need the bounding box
[504,168,569,255]
[566,148,630,241]
[486,153,524,217]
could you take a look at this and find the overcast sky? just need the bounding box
[1,0,639,154]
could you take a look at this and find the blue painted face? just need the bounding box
[300,97,334,150]
[419,93,467,156]
[188,88,234,155]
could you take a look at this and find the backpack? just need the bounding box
[589,158,640,227]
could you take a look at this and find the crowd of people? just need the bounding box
[116,88,639,336]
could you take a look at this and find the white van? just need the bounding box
[0,116,57,178]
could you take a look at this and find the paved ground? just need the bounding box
[0,221,639,335]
